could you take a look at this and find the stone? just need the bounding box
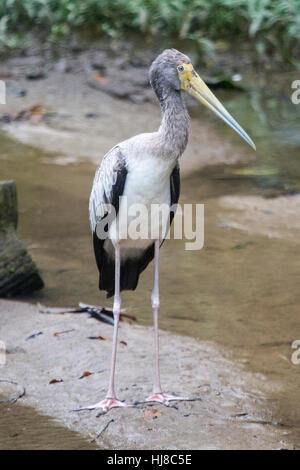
[0,181,44,297]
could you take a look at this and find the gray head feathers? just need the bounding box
[149,49,191,103]
[148,50,191,157]
[151,49,191,70]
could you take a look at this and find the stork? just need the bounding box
[83,49,255,414]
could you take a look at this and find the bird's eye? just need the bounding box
[178,65,185,72]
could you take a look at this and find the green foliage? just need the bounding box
[0,14,25,50]
[0,0,299,61]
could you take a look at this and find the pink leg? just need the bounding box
[75,244,129,414]
[152,239,162,395]
[139,240,199,408]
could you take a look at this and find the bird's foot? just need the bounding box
[73,397,129,415]
[136,392,201,409]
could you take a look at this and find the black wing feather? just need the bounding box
[92,156,180,298]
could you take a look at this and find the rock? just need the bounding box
[25,67,46,80]
[88,63,152,104]
[0,180,18,231]
[129,49,156,68]
[91,51,108,71]
[85,112,100,119]
[6,87,27,99]
[54,58,71,74]
[0,181,44,297]
[88,77,134,99]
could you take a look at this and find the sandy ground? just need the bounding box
[0,299,294,450]
[218,194,300,241]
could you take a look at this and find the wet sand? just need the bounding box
[0,400,99,450]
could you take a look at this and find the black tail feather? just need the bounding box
[93,232,155,298]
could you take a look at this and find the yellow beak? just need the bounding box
[181,66,256,150]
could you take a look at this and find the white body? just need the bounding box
[111,151,175,245]
[89,133,178,262]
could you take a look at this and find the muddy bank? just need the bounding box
[0,299,295,450]
[0,49,254,177]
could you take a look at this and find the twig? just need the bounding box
[38,301,136,326]
[91,419,114,442]
[229,413,293,428]
[0,379,26,404]
[38,303,84,315]
[53,329,75,337]
[26,331,43,341]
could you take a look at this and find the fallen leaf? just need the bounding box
[79,371,92,379]
[120,313,137,322]
[143,408,163,420]
[93,73,108,84]
[49,379,63,384]
[0,103,52,125]
[120,341,127,346]
[0,73,14,79]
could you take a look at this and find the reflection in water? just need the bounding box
[196,71,300,193]
[0,72,300,447]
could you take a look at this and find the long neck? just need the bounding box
[157,89,190,159]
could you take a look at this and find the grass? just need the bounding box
[0,0,299,64]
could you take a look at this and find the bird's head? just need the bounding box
[150,49,255,150]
